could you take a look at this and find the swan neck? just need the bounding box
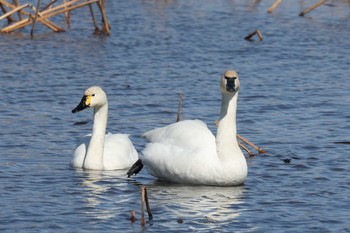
[84,104,108,169]
[216,93,240,160]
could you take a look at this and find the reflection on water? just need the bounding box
[74,169,129,221]
[148,182,245,226]
[0,0,349,232]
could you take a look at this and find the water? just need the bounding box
[1,0,350,232]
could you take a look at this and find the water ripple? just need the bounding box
[1,0,350,232]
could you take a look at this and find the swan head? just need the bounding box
[72,86,107,113]
[220,70,240,95]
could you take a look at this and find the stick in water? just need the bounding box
[144,186,153,220]
[237,134,265,154]
[267,0,282,13]
[130,210,136,223]
[299,0,328,16]
[141,187,145,226]
[244,30,263,41]
[238,141,254,156]
[140,186,153,226]
[176,92,183,122]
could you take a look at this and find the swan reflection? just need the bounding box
[147,182,246,223]
[75,169,129,220]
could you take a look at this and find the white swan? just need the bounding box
[128,70,247,186]
[71,86,138,170]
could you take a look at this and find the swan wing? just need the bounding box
[143,119,215,151]
[71,134,91,168]
[103,133,139,170]
[142,120,219,182]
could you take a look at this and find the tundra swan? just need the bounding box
[128,71,247,186]
[71,86,138,170]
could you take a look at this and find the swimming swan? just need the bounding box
[128,70,248,186]
[71,86,138,170]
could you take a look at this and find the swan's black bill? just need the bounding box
[127,159,144,178]
[225,77,236,93]
[72,95,89,113]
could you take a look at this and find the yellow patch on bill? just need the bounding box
[85,95,92,106]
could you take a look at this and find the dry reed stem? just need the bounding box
[299,0,328,16]
[30,0,41,37]
[0,2,15,23]
[267,0,282,13]
[176,92,183,122]
[141,187,145,227]
[0,3,28,21]
[256,30,263,40]
[144,186,153,220]
[237,134,265,154]
[88,3,99,33]
[41,0,59,11]
[238,141,254,156]
[96,0,110,35]
[244,30,263,41]
[0,0,64,32]
[1,0,99,33]
[63,0,71,26]
[140,186,152,227]
[28,4,64,32]
[13,0,23,20]
[130,210,136,223]
[40,0,81,15]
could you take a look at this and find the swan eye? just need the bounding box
[92,94,95,97]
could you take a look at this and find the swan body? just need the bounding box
[140,71,248,186]
[71,86,138,170]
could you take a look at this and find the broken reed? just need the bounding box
[131,186,153,227]
[0,0,110,35]
[267,0,347,16]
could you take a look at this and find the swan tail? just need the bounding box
[127,159,144,177]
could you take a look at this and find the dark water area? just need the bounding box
[1,1,350,232]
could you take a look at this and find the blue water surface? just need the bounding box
[0,1,350,232]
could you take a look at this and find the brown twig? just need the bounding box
[41,0,59,11]
[0,3,28,21]
[63,0,71,26]
[237,134,265,154]
[0,0,108,34]
[12,0,23,20]
[28,4,65,32]
[144,186,153,220]
[88,3,99,33]
[96,0,110,35]
[1,0,98,33]
[299,0,328,16]
[140,186,152,227]
[267,0,282,13]
[238,141,254,156]
[244,30,263,41]
[130,210,136,223]
[30,0,41,38]
[141,187,145,226]
[0,2,15,23]
[0,0,64,32]
[176,92,183,122]
[131,186,153,226]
